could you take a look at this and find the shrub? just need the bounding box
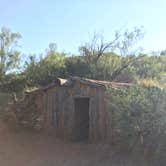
[106,85,166,159]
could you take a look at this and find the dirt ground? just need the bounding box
[0,120,152,166]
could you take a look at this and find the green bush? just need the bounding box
[106,85,166,157]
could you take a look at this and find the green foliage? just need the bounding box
[0,73,26,92]
[65,56,91,77]
[1,26,165,92]
[107,86,166,155]
[79,27,144,80]
[133,55,166,79]
[0,27,21,77]
[24,43,66,86]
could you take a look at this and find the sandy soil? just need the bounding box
[0,120,150,166]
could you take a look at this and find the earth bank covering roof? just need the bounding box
[25,76,132,94]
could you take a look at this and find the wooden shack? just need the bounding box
[14,76,131,142]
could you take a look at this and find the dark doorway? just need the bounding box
[73,98,89,142]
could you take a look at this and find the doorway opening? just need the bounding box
[73,98,90,142]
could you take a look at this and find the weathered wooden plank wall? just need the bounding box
[27,82,108,142]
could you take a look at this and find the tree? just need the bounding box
[0,27,21,78]
[79,27,144,80]
[109,27,144,80]
[79,32,120,66]
[24,43,66,86]
[65,56,91,77]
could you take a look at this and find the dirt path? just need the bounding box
[0,120,148,166]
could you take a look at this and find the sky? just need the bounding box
[0,0,166,55]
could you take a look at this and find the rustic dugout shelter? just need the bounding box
[12,76,131,142]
